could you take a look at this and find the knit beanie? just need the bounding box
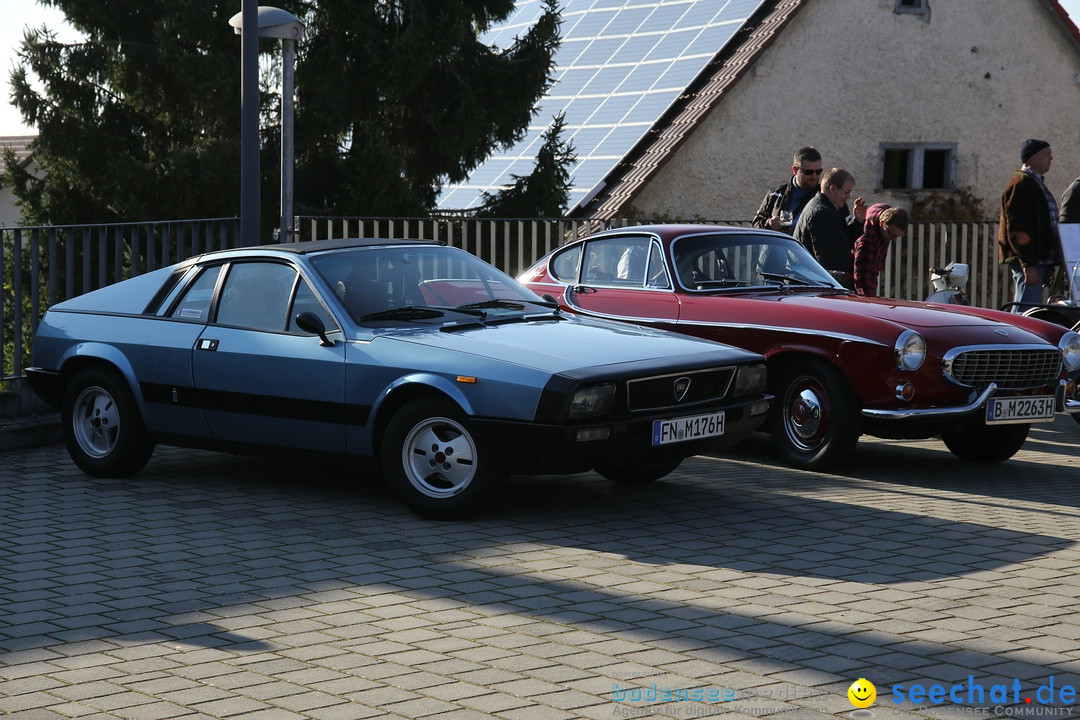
[1021,139,1050,163]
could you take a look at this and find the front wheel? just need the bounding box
[380,396,503,519]
[62,367,155,477]
[769,358,861,469]
[942,421,1029,462]
[594,459,682,484]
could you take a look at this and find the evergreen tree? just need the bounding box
[3,0,253,226]
[477,112,575,219]
[3,0,565,229]
[294,0,562,217]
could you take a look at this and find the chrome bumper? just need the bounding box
[861,380,1080,421]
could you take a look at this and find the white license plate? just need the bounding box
[652,411,726,446]
[985,395,1055,424]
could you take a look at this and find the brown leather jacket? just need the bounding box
[998,169,1060,267]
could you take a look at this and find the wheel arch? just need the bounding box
[369,374,472,462]
[58,347,144,412]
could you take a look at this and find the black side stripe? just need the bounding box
[140,382,371,426]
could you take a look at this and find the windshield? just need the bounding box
[309,244,551,324]
[671,233,842,291]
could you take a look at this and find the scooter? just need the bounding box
[926,262,970,305]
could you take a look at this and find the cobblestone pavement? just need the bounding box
[2,418,1080,720]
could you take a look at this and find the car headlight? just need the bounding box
[568,383,616,419]
[894,330,925,371]
[1060,331,1080,372]
[733,363,768,396]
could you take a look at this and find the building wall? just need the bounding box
[630,0,1080,223]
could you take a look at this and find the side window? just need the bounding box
[582,236,652,286]
[216,262,296,332]
[288,277,337,335]
[169,265,222,322]
[645,242,670,288]
[550,245,582,282]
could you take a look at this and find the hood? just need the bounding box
[765,292,1053,342]
[377,316,762,375]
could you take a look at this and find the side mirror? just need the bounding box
[295,311,333,346]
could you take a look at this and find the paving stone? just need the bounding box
[3,420,1080,718]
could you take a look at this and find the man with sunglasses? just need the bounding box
[752,146,823,233]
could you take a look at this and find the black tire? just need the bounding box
[942,421,1030,463]
[768,358,861,469]
[594,459,682,484]
[62,367,155,477]
[380,396,503,519]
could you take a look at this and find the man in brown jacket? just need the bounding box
[999,138,1063,311]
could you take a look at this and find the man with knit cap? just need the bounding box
[999,138,1063,311]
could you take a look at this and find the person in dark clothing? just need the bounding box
[752,147,823,234]
[792,168,866,287]
[999,139,1062,310]
[1060,175,1080,224]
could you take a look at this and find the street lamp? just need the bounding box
[229,5,305,244]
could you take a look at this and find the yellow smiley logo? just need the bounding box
[848,678,876,708]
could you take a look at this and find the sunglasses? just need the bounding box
[799,167,824,176]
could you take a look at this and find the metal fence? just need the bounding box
[2,215,1011,388]
[2,219,240,387]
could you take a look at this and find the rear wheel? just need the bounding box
[380,396,503,519]
[594,459,682,484]
[769,358,861,469]
[62,367,154,477]
[942,421,1029,462]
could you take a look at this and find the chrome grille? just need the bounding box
[627,367,735,412]
[943,346,1062,389]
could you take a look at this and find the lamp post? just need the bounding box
[229,6,305,244]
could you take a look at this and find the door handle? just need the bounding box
[197,338,219,351]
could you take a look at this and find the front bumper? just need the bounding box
[473,395,771,475]
[861,380,1079,421]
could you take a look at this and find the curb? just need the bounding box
[0,413,62,453]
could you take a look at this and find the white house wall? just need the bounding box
[630,0,1080,222]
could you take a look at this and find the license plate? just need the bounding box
[652,411,726,446]
[985,395,1055,424]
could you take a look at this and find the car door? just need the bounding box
[564,236,681,326]
[191,260,349,452]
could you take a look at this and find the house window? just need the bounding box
[880,143,955,190]
[895,0,929,14]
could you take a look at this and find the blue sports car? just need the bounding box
[28,239,771,518]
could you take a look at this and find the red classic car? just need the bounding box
[519,224,1080,469]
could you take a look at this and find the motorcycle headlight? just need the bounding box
[733,363,768,396]
[1059,331,1080,372]
[568,382,616,419]
[894,330,926,371]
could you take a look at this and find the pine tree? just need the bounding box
[3,0,565,230]
[477,112,575,219]
[294,0,562,217]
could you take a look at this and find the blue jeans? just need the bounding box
[1008,260,1049,312]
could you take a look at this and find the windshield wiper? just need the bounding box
[358,306,444,321]
[693,279,751,288]
[759,271,818,287]
[456,299,527,312]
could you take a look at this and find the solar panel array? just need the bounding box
[435,0,769,213]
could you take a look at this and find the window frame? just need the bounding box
[878,142,957,191]
[895,0,929,15]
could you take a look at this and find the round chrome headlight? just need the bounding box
[894,330,926,371]
[1059,331,1080,372]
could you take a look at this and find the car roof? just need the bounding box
[249,237,441,255]
[588,224,783,239]
[185,238,442,266]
